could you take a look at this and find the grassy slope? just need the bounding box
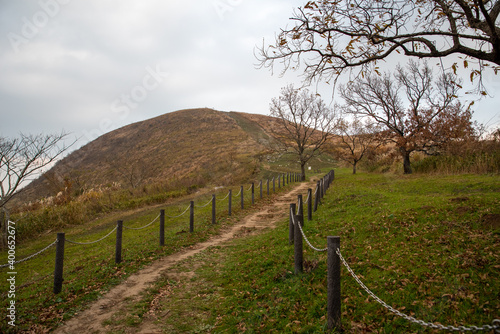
[2,170,498,333]
[0,174,297,333]
[10,109,281,243]
[145,169,499,333]
[17,109,269,206]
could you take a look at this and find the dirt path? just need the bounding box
[54,180,315,334]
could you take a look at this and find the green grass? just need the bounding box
[3,169,498,333]
[0,175,296,333]
[141,169,499,333]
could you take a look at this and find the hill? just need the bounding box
[18,108,282,205]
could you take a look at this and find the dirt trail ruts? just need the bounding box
[54,180,315,334]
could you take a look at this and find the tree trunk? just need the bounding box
[300,163,306,181]
[352,161,357,174]
[401,148,413,174]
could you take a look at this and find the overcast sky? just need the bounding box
[1,0,499,153]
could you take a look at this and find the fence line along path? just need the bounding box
[53,179,317,334]
[287,170,499,333]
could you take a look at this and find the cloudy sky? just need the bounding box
[1,0,499,152]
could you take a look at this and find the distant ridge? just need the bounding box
[20,108,281,203]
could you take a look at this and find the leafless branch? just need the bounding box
[269,84,338,179]
[0,132,73,209]
[256,0,500,93]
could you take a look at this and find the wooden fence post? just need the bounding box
[267,179,270,196]
[278,175,281,189]
[228,190,232,216]
[326,172,332,191]
[260,180,263,199]
[289,203,296,245]
[314,181,320,212]
[297,194,303,219]
[320,179,325,201]
[115,220,123,264]
[53,232,65,294]
[160,209,165,246]
[294,214,303,274]
[327,236,342,331]
[240,186,244,209]
[190,201,194,233]
[212,194,216,225]
[251,183,255,205]
[307,188,312,221]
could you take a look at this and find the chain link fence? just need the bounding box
[289,170,500,332]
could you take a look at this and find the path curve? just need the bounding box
[54,180,316,334]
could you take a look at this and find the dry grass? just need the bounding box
[17,109,278,206]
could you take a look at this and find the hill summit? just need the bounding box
[22,109,281,203]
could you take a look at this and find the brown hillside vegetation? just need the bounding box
[19,109,280,205]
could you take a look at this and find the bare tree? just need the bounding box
[0,132,71,209]
[257,0,500,93]
[340,61,474,173]
[1,132,71,249]
[270,84,337,180]
[334,117,385,174]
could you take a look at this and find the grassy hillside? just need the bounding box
[10,109,300,241]
[2,169,498,332]
[4,105,499,332]
[0,172,299,333]
[135,169,499,333]
[18,109,281,205]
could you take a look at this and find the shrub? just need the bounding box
[414,152,500,174]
